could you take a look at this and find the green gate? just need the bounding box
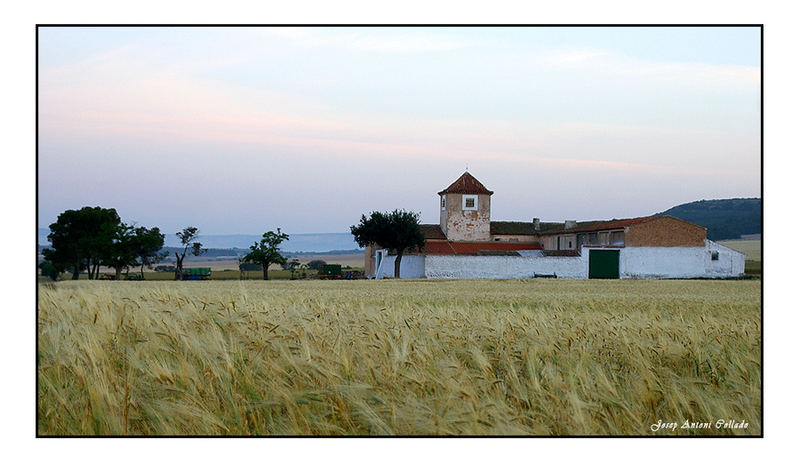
[589,250,620,279]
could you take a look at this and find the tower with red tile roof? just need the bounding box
[438,172,494,241]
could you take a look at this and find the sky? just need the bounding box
[37,26,761,235]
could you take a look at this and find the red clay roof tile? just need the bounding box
[438,172,494,195]
[420,239,541,255]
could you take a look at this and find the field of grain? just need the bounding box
[37,279,761,436]
[718,239,761,261]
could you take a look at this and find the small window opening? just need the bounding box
[711,251,719,261]
[462,194,478,211]
[441,196,446,210]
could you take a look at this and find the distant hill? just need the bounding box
[656,198,761,241]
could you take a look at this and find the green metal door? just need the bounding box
[589,250,620,279]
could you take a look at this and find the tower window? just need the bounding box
[441,196,446,210]
[462,194,478,211]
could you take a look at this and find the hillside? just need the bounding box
[656,198,761,241]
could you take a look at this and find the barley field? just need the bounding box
[718,239,761,262]
[37,279,761,436]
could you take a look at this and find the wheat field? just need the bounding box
[37,279,761,436]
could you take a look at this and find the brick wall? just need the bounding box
[626,216,706,247]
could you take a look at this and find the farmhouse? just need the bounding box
[365,172,745,279]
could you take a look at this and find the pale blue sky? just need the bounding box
[37,26,761,234]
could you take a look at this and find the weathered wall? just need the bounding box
[626,216,706,247]
[373,254,426,279]
[490,234,540,243]
[704,240,746,277]
[618,241,744,279]
[442,193,491,241]
[424,254,588,279]
[422,242,743,280]
[364,244,375,276]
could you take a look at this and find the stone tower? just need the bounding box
[438,172,493,241]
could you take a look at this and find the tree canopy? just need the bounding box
[306,259,327,271]
[242,228,289,280]
[42,206,122,280]
[131,226,167,278]
[350,209,424,278]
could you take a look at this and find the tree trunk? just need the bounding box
[87,258,93,280]
[262,262,269,280]
[140,263,145,279]
[394,250,403,278]
[72,260,81,280]
[175,253,184,280]
[115,266,122,280]
[93,263,99,280]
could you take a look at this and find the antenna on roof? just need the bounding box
[465,164,469,172]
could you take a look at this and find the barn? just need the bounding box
[365,172,745,279]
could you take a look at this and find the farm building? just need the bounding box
[365,172,745,279]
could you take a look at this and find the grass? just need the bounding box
[37,279,761,436]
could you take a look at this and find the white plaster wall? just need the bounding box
[424,254,588,279]
[619,247,705,279]
[374,254,426,279]
[374,242,744,280]
[619,242,744,279]
[705,240,746,277]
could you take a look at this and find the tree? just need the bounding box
[350,209,425,278]
[102,223,138,280]
[306,259,327,271]
[174,227,206,280]
[131,226,167,279]
[99,225,167,280]
[241,228,289,280]
[284,259,302,279]
[38,260,60,281]
[43,207,122,280]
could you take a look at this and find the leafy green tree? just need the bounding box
[174,227,206,280]
[285,259,302,279]
[306,259,327,271]
[242,228,289,280]
[131,226,167,279]
[38,260,60,281]
[102,223,138,280]
[43,207,122,280]
[350,209,424,278]
[99,225,166,280]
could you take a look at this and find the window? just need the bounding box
[610,231,625,246]
[462,194,478,211]
[711,250,719,261]
[568,240,572,249]
[441,196,446,210]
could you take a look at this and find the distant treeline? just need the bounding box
[38,245,364,260]
[156,246,363,261]
[656,198,761,241]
